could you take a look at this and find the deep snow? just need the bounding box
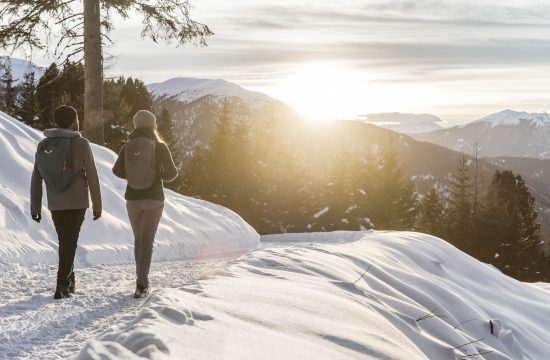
[0,259,228,360]
[0,111,259,267]
[78,232,550,360]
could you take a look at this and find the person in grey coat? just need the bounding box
[30,105,102,299]
[112,110,178,298]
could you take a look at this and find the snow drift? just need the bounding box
[78,231,550,360]
[0,112,259,267]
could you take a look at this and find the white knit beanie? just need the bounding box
[133,110,157,129]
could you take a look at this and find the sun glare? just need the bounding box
[263,63,438,123]
[271,63,367,122]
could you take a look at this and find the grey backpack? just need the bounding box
[125,137,157,189]
[35,138,75,192]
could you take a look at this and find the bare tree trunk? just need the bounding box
[83,0,104,144]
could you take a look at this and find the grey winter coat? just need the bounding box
[30,129,102,214]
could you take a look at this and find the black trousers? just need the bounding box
[51,209,86,289]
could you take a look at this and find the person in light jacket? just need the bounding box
[112,110,178,298]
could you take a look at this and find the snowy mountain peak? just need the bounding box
[147,77,274,105]
[362,112,447,134]
[471,109,550,128]
[0,57,45,84]
[415,109,550,159]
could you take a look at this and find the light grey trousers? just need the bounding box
[126,200,164,288]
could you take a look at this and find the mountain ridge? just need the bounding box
[362,112,447,134]
[147,77,277,106]
[415,109,550,159]
[467,109,550,128]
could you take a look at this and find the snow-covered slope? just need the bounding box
[78,231,550,360]
[0,57,45,84]
[147,77,274,106]
[414,110,550,158]
[363,112,447,134]
[0,112,259,267]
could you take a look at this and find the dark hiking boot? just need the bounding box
[68,272,76,294]
[134,284,150,299]
[54,287,72,300]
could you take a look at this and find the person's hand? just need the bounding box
[31,213,41,223]
[93,210,102,221]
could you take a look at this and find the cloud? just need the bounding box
[100,0,550,121]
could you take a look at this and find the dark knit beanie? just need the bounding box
[53,105,78,129]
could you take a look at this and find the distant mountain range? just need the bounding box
[146,77,550,241]
[362,112,447,134]
[414,110,550,159]
[3,57,550,241]
[0,57,45,83]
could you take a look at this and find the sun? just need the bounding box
[267,63,371,122]
[261,62,437,123]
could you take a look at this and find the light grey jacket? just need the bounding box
[30,129,102,214]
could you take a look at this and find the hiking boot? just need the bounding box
[54,287,72,300]
[68,272,76,294]
[134,284,149,299]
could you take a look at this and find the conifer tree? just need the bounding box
[246,117,284,233]
[352,149,378,230]
[0,64,17,116]
[417,187,445,237]
[103,77,132,150]
[371,139,417,230]
[36,63,60,129]
[447,154,473,250]
[103,76,153,152]
[17,71,38,124]
[157,107,177,155]
[157,107,185,193]
[226,120,255,219]
[180,145,208,196]
[120,78,152,115]
[182,98,234,207]
[57,61,85,120]
[312,149,360,231]
[515,173,541,279]
[480,170,541,279]
[206,98,234,205]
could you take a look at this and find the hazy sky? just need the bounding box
[15,0,550,123]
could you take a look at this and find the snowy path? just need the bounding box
[0,259,228,360]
